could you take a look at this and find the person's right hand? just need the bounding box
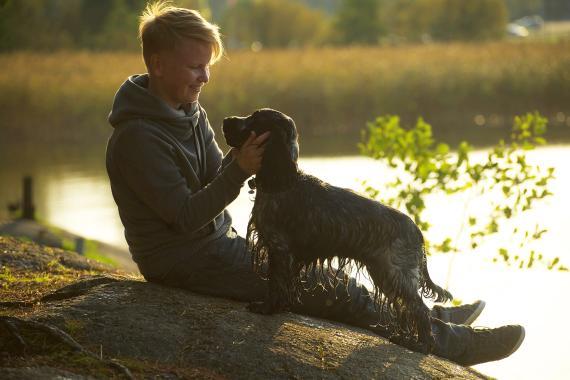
[232,131,271,176]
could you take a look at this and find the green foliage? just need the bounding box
[380,0,435,42]
[0,0,209,52]
[89,0,139,51]
[360,112,566,271]
[0,0,523,52]
[381,0,508,42]
[0,0,79,51]
[84,240,118,268]
[432,0,508,41]
[221,0,329,49]
[505,0,543,20]
[315,0,509,44]
[331,0,384,45]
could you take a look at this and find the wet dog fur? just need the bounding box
[222,108,452,350]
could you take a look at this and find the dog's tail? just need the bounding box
[419,247,453,303]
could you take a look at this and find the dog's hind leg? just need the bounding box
[388,293,434,354]
[366,257,435,353]
[405,291,435,351]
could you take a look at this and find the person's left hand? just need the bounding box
[232,131,271,175]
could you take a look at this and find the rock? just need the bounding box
[0,219,139,274]
[0,366,96,380]
[0,237,487,379]
[0,219,62,249]
[0,234,109,273]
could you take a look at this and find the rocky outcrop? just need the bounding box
[0,219,138,273]
[0,237,486,379]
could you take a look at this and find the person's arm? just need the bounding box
[112,125,248,234]
[220,150,234,172]
[111,122,268,234]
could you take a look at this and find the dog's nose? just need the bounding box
[222,116,245,134]
[222,116,249,148]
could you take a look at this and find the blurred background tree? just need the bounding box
[0,0,209,51]
[0,0,79,51]
[505,0,543,20]
[429,0,509,41]
[2,0,568,51]
[90,0,139,50]
[330,0,385,45]
[221,0,329,49]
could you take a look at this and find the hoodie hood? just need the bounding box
[108,74,200,140]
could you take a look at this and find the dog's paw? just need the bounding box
[247,301,275,315]
[419,332,436,354]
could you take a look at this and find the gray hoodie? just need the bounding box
[106,74,248,278]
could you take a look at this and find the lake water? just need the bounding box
[0,143,569,379]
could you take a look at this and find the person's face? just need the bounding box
[151,38,212,108]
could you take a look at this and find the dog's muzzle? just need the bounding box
[222,116,249,148]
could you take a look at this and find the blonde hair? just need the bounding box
[138,1,223,68]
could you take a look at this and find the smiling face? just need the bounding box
[223,108,299,162]
[148,38,212,108]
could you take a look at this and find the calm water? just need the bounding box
[0,143,569,379]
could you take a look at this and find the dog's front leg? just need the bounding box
[248,245,295,315]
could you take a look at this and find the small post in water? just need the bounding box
[22,176,35,220]
[75,237,85,255]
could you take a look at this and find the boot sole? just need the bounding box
[506,326,526,357]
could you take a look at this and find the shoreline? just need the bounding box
[0,218,138,274]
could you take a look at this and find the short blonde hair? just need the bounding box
[139,1,223,68]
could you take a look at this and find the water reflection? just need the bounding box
[44,175,127,249]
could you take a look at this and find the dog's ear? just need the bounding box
[256,127,297,192]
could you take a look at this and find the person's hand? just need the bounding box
[232,131,271,175]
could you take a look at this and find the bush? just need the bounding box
[360,112,566,270]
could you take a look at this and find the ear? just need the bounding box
[149,53,164,77]
[256,128,297,192]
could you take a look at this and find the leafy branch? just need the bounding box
[359,112,565,271]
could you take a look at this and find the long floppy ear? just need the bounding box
[256,127,297,192]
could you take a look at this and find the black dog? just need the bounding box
[222,108,452,350]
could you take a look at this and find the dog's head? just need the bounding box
[222,108,299,192]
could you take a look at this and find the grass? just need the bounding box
[0,265,87,305]
[0,236,115,306]
[0,38,569,148]
[0,266,16,287]
[61,237,119,268]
